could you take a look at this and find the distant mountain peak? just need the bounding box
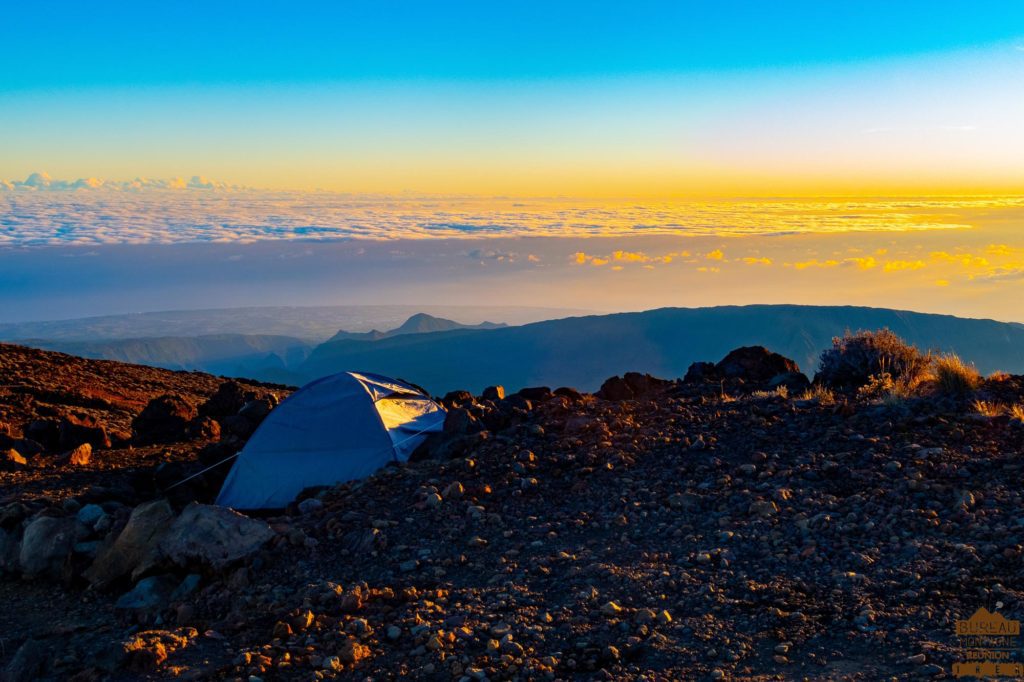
[328,313,507,343]
[395,313,452,331]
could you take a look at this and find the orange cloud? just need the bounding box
[929,251,990,268]
[846,256,877,270]
[883,259,926,272]
[791,259,840,270]
[576,248,684,268]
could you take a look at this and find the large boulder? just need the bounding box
[683,361,718,383]
[481,385,505,401]
[19,515,86,578]
[132,395,197,444]
[554,386,583,402]
[160,503,274,571]
[443,407,481,435]
[597,372,671,401]
[220,414,258,440]
[768,371,811,392]
[59,413,111,450]
[186,416,221,441]
[199,380,258,418]
[85,499,175,588]
[238,398,274,421]
[516,386,553,402]
[714,346,801,384]
[24,419,60,451]
[441,390,474,408]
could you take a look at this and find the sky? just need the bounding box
[1,2,1023,322]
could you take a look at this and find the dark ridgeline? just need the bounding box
[300,304,1024,393]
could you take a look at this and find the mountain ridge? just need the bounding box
[326,313,507,342]
[299,304,1024,393]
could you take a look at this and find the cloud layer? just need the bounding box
[2,175,1018,247]
[1,172,242,193]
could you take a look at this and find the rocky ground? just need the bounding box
[1,342,1023,681]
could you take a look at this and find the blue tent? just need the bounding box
[216,371,445,509]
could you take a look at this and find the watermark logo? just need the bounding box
[952,606,1023,678]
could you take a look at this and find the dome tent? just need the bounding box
[216,371,445,510]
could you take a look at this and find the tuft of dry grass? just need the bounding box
[932,353,981,396]
[798,384,835,405]
[987,370,1012,382]
[1010,404,1024,422]
[974,400,1004,417]
[856,369,923,402]
[748,385,789,401]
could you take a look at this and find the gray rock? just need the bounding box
[171,573,202,600]
[76,503,106,528]
[115,574,177,611]
[73,540,101,558]
[85,498,175,588]
[297,498,323,514]
[19,516,86,578]
[160,503,274,570]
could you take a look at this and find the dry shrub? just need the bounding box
[817,329,931,390]
[932,353,981,396]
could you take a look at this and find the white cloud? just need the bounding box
[467,248,519,262]
[0,186,1009,246]
[1,172,242,193]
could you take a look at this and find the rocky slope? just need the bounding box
[1,342,1023,680]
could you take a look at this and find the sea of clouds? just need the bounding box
[3,172,1018,246]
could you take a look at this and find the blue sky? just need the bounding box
[5,1,1024,89]
[3,2,1023,195]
